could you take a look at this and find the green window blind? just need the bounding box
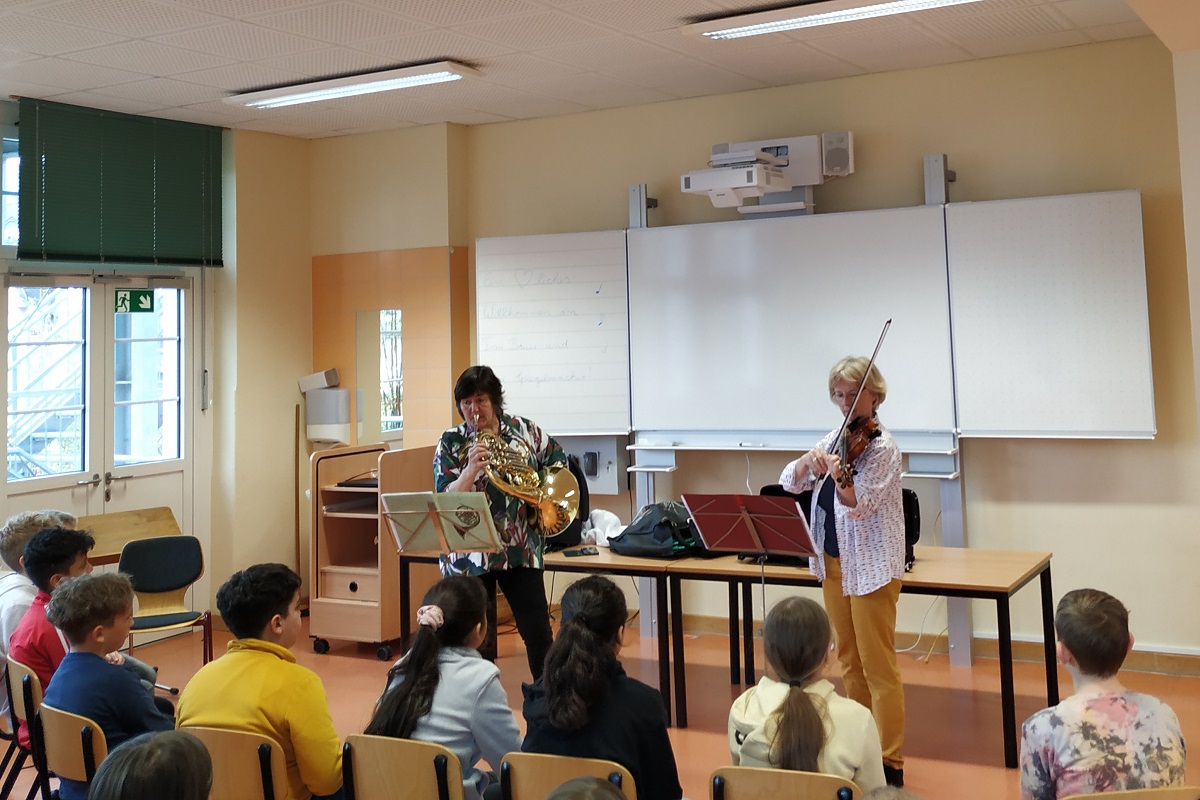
[17,99,222,266]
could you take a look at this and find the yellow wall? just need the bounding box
[309,124,457,255]
[460,36,1195,653]
[212,130,313,598]
[282,35,1195,654]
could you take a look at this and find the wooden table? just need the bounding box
[397,549,676,725]
[664,545,1057,768]
[79,506,182,565]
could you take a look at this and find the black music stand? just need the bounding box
[381,491,502,555]
[681,494,816,560]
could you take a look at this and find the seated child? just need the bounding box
[8,526,156,747]
[1019,588,1186,800]
[42,573,174,800]
[522,576,682,800]
[728,596,885,792]
[0,509,76,719]
[365,575,521,800]
[545,777,626,800]
[87,729,212,800]
[176,563,342,800]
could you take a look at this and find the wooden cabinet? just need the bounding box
[309,443,441,661]
[309,443,397,659]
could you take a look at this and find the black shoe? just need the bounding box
[883,765,904,787]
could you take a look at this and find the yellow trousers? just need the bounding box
[823,555,905,769]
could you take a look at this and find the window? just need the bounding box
[7,287,87,479]
[2,136,17,248]
[380,309,402,433]
[113,288,182,466]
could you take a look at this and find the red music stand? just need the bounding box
[681,494,815,559]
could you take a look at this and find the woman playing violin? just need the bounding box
[778,356,907,787]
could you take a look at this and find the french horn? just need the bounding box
[473,415,580,537]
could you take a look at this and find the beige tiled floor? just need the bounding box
[13,620,1200,800]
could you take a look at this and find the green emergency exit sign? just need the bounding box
[115,289,154,313]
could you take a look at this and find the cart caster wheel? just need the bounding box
[313,638,330,654]
[376,644,393,661]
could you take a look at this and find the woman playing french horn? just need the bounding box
[434,365,567,680]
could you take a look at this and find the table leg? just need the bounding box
[400,558,412,643]
[997,597,1018,769]
[728,582,740,684]
[656,575,672,727]
[670,575,688,728]
[1040,566,1059,705]
[742,582,755,684]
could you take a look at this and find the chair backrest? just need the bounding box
[119,535,204,596]
[1061,789,1200,800]
[710,766,862,800]
[500,752,636,800]
[38,703,108,783]
[342,734,465,800]
[180,726,289,800]
[5,657,42,725]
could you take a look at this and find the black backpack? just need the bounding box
[608,501,705,559]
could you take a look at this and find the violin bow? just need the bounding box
[818,318,892,490]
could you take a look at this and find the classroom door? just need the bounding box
[4,277,192,528]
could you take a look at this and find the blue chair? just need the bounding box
[118,535,214,664]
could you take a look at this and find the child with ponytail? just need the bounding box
[728,596,886,792]
[366,575,521,800]
[522,575,682,800]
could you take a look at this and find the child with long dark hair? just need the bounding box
[522,575,682,800]
[728,596,885,792]
[366,575,521,800]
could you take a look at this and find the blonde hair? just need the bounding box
[828,356,887,409]
[0,509,77,571]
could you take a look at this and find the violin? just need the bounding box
[835,415,881,489]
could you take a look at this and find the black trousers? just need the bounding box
[478,567,553,681]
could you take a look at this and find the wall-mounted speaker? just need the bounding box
[821,131,854,177]
[306,387,351,444]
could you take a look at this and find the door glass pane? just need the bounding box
[1,137,17,247]
[113,289,181,466]
[7,287,87,479]
[380,309,402,433]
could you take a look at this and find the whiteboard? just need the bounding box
[947,191,1155,437]
[475,231,630,435]
[627,206,956,442]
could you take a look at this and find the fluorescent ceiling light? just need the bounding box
[683,0,986,40]
[225,61,481,109]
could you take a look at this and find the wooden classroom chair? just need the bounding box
[500,752,636,800]
[342,733,465,800]
[710,766,862,800]
[38,703,108,785]
[179,726,288,800]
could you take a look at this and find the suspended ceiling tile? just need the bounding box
[65,40,229,75]
[0,57,148,91]
[172,97,272,121]
[151,21,327,59]
[257,47,401,79]
[362,0,542,28]
[534,35,680,71]
[0,12,126,55]
[157,0,320,16]
[954,27,1089,58]
[46,90,167,114]
[174,62,308,91]
[442,110,511,125]
[358,28,513,62]
[476,53,587,89]
[697,41,865,86]
[920,4,1071,44]
[563,0,727,34]
[807,24,974,73]
[1054,0,1143,26]
[454,9,617,51]
[0,48,39,69]
[643,62,767,96]
[35,0,223,37]
[1085,20,1153,41]
[88,76,224,105]
[0,78,75,100]
[250,1,424,45]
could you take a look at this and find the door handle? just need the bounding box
[104,471,133,501]
[76,473,102,487]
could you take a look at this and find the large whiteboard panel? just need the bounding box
[628,206,955,442]
[947,191,1154,437]
[476,231,630,435]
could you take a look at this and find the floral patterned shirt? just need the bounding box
[1020,691,1186,800]
[434,413,566,576]
[778,422,905,596]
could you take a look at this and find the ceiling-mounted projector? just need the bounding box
[681,160,790,208]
